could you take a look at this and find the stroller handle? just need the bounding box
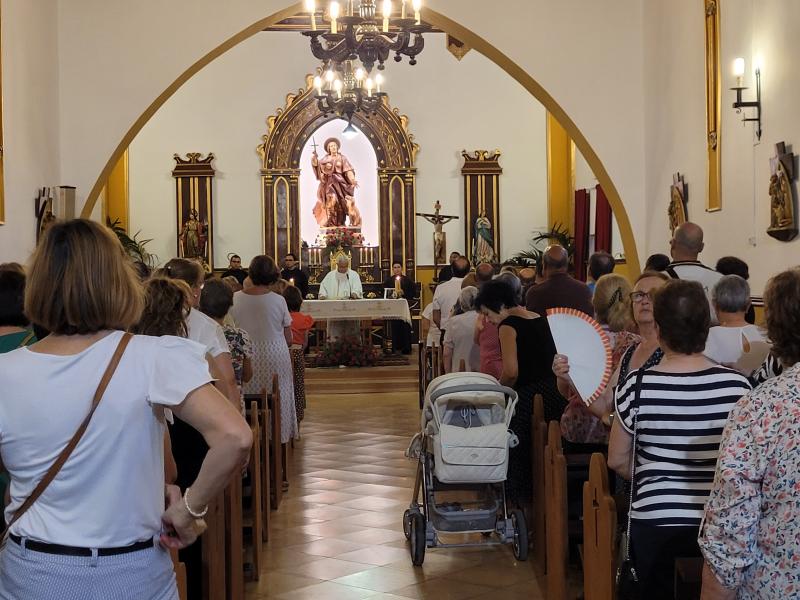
[428,383,518,404]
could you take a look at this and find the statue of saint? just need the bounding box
[472,212,496,264]
[311,138,362,228]
[180,209,207,259]
[767,142,797,242]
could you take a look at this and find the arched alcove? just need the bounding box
[80,3,641,275]
[257,74,419,273]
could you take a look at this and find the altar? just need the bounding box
[303,298,412,324]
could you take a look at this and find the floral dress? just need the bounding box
[223,325,252,415]
[699,363,800,598]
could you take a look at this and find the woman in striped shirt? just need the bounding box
[609,279,751,599]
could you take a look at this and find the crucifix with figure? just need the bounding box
[417,201,459,275]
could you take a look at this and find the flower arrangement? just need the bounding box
[316,335,378,367]
[323,227,364,249]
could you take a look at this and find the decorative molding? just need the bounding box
[704,0,722,212]
[446,34,471,61]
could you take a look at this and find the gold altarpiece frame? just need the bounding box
[257,74,419,276]
[172,153,215,268]
[462,150,502,264]
[705,0,722,212]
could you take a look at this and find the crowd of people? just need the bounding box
[423,221,800,599]
[2,217,800,598]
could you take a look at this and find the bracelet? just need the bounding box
[183,487,208,519]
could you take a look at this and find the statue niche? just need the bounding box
[257,74,419,277]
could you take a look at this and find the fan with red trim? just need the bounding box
[546,308,613,406]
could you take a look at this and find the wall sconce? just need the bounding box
[731,57,762,140]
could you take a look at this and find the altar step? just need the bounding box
[305,359,419,395]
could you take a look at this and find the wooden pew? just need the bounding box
[267,375,283,510]
[243,400,264,581]
[531,394,547,571]
[583,453,617,600]
[243,391,271,543]
[544,420,568,600]
[224,475,244,600]
[418,342,427,408]
[201,493,226,600]
[170,549,187,600]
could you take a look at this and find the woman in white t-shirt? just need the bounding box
[443,286,480,372]
[161,258,239,409]
[705,274,769,375]
[231,255,298,444]
[0,220,252,600]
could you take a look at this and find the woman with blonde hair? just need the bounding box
[556,273,637,445]
[554,272,667,445]
[0,219,251,600]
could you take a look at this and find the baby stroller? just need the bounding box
[403,372,527,565]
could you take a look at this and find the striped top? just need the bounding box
[615,367,751,526]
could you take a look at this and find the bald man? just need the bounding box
[666,222,723,323]
[524,244,593,316]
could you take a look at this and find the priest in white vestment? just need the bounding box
[318,255,363,340]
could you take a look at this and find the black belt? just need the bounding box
[9,534,154,557]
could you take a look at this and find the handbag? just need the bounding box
[2,332,132,537]
[616,368,645,600]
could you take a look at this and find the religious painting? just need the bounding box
[767,142,797,242]
[172,153,215,270]
[668,172,688,235]
[299,119,378,248]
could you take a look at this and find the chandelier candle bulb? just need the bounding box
[330,0,339,34]
[382,0,392,32]
[314,76,323,94]
[401,0,406,19]
[375,73,383,93]
[334,78,343,98]
[412,0,421,24]
[305,0,317,30]
[366,77,374,96]
[355,67,365,84]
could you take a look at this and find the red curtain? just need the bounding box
[573,189,590,282]
[595,184,613,253]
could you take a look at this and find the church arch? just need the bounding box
[257,75,418,273]
[80,3,641,274]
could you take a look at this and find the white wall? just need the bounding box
[643,0,800,294]
[0,0,61,263]
[129,32,548,268]
[43,0,647,265]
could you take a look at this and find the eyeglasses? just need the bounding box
[630,291,652,303]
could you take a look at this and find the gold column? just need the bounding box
[103,149,129,229]
[704,0,722,212]
[546,112,574,232]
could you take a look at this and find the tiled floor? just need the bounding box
[245,389,547,599]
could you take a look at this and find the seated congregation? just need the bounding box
[0,217,799,600]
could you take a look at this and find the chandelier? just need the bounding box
[312,60,387,136]
[302,0,429,73]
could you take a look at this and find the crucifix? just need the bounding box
[417,201,459,276]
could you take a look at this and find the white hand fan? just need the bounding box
[547,308,612,406]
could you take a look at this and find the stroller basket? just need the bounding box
[426,382,518,485]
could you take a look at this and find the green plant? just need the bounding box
[106,218,158,267]
[316,335,378,367]
[512,223,575,268]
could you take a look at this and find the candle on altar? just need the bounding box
[289,278,295,286]
[395,275,401,293]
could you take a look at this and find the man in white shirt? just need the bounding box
[318,255,363,340]
[666,222,723,323]
[432,256,470,344]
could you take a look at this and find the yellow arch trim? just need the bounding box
[81,3,640,275]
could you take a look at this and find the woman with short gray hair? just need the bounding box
[704,274,768,375]
[443,286,481,372]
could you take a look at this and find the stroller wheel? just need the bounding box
[409,512,426,566]
[402,509,413,540]
[511,509,528,561]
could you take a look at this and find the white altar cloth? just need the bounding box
[303,299,412,324]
